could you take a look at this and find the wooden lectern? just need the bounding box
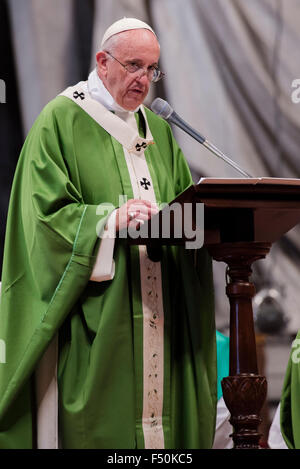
[130,178,300,449]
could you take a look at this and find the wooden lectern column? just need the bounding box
[208,242,270,449]
[136,179,300,448]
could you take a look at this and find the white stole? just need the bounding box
[36,82,166,449]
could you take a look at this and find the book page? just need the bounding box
[197,177,300,186]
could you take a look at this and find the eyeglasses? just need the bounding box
[105,51,165,83]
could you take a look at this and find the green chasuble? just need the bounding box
[280,333,300,448]
[0,94,217,449]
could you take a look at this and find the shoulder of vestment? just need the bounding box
[38,95,86,123]
[143,105,171,132]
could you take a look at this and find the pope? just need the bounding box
[0,18,217,449]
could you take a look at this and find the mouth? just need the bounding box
[127,88,144,97]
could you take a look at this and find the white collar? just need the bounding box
[60,81,154,156]
[87,68,140,115]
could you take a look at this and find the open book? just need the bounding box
[198,177,300,186]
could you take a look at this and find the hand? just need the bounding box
[115,199,159,232]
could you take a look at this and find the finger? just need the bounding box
[129,200,159,210]
[128,218,144,230]
[129,199,153,206]
[127,210,137,222]
[129,204,159,216]
[133,212,152,221]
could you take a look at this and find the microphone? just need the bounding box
[151,98,253,178]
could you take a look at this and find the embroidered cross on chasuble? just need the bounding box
[140,177,151,190]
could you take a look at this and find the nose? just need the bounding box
[135,68,151,83]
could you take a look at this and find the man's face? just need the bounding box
[97,29,160,111]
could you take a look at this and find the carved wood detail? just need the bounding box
[208,242,271,449]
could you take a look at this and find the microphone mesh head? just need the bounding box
[151,98,173,120]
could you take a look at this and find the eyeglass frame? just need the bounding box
[104,51,165,83]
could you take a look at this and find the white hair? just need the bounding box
[102,34,121,54]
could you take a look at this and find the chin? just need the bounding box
[123,100,143,111]
[123,93,147,111]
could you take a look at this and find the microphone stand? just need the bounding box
[170,111,253,178]
[202,140,252,178]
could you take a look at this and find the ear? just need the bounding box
[96,51,108,78]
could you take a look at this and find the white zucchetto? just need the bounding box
[101,17,156,48]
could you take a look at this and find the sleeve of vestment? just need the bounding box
[90,209,117,281]
[280,341,300,449]
[0,102,114,448]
